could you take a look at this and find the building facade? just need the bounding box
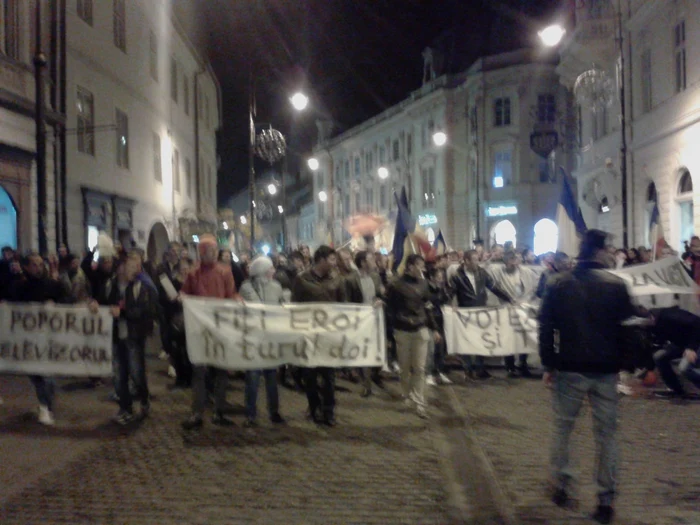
[558,0,700,252]
[0,0,220,261]
[66,0,220,261]
[308,49,572,253]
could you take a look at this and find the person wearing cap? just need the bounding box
[539,229,637,524]
[239,256,286,427]
[181,235,240,430]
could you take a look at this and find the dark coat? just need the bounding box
[386,274,437,333]
[108,279,158,341]
[291,269,345,303]
[538,261,637,374]
[7,275,70,304]
[450,265,511,308]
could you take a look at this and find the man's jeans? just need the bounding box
[394,328,429,407]
[192,366,229,417]
[654,343,700,394]
[115,339,149,413]
[303,367,335,419]
[245,369,279,421]
[552,372,618,506]
[29,376,55,410]
[425,338,447,376]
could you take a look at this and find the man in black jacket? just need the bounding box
[450,250,512,379]
[539,230,636,524]
[386,254,440,419]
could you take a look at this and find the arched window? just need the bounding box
[644,182,658,248]
[0,186,17,250]
[492,219,516,247]
[677,169,694,251]
[533,219,558,255]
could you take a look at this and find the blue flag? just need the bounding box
[433,230,447,254]
[392,187,414,272]
[556,168,587,257]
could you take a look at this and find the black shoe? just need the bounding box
[270,413,286,424]
[475,369,492,380]
[307,407,322,424]
[243,418,257,428]
[212,411,235,427]
[507,368,520,379]
[518,366,533,378]
[140,402,150,419]
[114,410,134,425]
[654,390,684,399]
[323,415,337,427]
[361,387,372,398]
[551,488,569,508]
[592,505,614,524]
[372,377,385,389]
[182,415,203,430]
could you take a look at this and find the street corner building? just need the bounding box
[0,0,221,260]
[301,46,574,253]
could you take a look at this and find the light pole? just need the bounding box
[35,0,48,255]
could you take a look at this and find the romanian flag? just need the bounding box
[556,168,587,257]
[391,187,415,274]
[649,202,668,260]
[433,230,447,255]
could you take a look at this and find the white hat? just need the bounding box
[97,232,115,259]
[249,256,274,278]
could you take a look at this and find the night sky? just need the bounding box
[184,0,568,205]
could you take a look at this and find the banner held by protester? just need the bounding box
[183,298,386,370]
[0,303,113,376]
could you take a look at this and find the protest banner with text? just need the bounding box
[183,298,386,370]
[610,256,698,296]
[443,304,538,357]
[0,303,113,376]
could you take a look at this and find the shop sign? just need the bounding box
[418,213,438,226]
[486,205,518,217]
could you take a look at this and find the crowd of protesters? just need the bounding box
[2,230,700,524]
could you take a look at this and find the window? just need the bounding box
[113,0,126,52]
[316,171,324,189]
[344,160,350,181]
[537,94,556,123]
[185,159,192,197]
[379,185,387,209]
[354,157,360,177]
[115,109,129,168]
[406,133,413,156]
[183,75,190,115]
[153,132,162,181]
[149,30,158,81]
[170,58,178,102]
[533,219,558,256]
[172,149,180,193]
[379,146,385,164]
[494,97,511,127]
[677,169,694,251]
[393,140,400,161]
[675,21,686,93]
[76,88,95,156]
[77,0,93,25]
[344,194,350,216]
[2,0,19,59]
[204,95,210,128]
[365,188,374,211]
[335,163,341,182]
[318,202,325,220]
[365,151,373,172]
[576,105,583,146]
[493,149,512,188]
[640,48,652,113]
[470,106,478,138]
[421,167,435,207]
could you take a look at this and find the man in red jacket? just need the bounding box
[181,235,239,430]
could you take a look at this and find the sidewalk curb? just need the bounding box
[437,385,519,525]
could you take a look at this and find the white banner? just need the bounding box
[444,304,538,357]
[610,256,698,296]
[0,303,113,376]
[183,298,386,370]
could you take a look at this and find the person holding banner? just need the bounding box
[539,230,637,524]
[239,256,286,427]
[6,253,72,425]
[386,254,440,419]
[182,235,240,430]
[291,245,346,426]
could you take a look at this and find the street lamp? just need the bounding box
[538,24,566,47]
[240,215,247,225]
[278,205,284,214]
[308,157,319,171]
[377,166,389,179]
[222,222,229,230]
[290,92,309,111]
[267,183,277,195]
[318,190,328,202]
[432,131,447,147]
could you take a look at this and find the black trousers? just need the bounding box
[170,332,193,386]
[303,367,335,418]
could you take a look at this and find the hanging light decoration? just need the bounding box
[573,67,614,113]
[254,127,287,164]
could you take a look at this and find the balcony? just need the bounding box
[0,54,32,102]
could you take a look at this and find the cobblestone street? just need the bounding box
[0,350,452,525]
[452,374,700,525]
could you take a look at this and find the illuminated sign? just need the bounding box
[486,205,518,217]
[418,213,438,226]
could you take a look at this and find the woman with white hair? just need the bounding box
[239,256,286,426]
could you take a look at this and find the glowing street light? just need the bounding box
[240,215,247,225]
[432,131,447,147]
[267,183,277,195]
[262,244,271,255]
[290,92,309,111]
[538,24,566,47]
[377,166,389,179]
[308,157,319,171]
[222,222,229,230]
[318,190,328,202]
[278,205,284,214]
